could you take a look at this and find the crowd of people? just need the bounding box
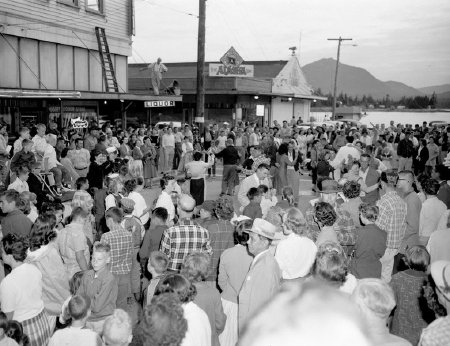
[0,116,449,346]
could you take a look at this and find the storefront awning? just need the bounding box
[0,89,182,102]
[260,92,327,101]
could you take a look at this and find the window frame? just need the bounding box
[56,0,80,9]
[85,0,104,15]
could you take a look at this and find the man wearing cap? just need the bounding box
[305,179,356,251]
[238,218,281,333]
[214,139,240,196]
[418,261,450,345]
[238,163,271,210]
[84,127,99,152]
[68,138,91,177]
[160,195,212,271]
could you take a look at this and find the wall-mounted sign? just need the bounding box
[209,46,254,77]
[70,117,89,129]
[144,100,175,108]
[256,104,265,117]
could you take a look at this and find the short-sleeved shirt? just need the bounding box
[160,219,212,271]
[101,226,133,275]
[48,326,102,346]
[58,223,90,278]
[0,263,44,322]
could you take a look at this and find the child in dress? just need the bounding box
[258,185,278,218]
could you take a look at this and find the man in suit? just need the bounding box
[237,163,270,209]
[360,154,380,205]
[238,218,281,334]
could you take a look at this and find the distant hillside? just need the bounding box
[302,58,423,100]
[419,84,450,95]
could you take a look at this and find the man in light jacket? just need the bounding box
[238,218,281,334]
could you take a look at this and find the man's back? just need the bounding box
[160,219,212,271]
[49,326,101,346]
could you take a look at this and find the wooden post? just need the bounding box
[196,0,206,132]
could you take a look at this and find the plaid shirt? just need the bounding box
[101,225,133,275]
[199,218,234,281]
[419,315,450,346]
[376,191,407,249]
[160,218,212,271]
[306,202,357,246]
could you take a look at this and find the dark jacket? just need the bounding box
[215,146,240,165]
[10,150,36,171]
[1,209,33,238]
[397,138,415,158]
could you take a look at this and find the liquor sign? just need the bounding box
[209,46,254,77]
[144,100,175,108]
[70,117,89,129]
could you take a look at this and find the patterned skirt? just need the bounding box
[21,309,52,346]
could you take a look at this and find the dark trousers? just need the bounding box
[190,178,205,206]
[222,165,237,195]
[173,143,182,169]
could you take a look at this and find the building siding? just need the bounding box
[0,0,133,56]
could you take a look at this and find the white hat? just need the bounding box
[106,147,117,154]
[245,218,279,240]
[431,260,450,299]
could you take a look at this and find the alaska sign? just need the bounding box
[209,46,254,77]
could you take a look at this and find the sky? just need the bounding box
[132,0,450,88]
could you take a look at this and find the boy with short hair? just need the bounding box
[102,309,133,346]
[77,242,118,334]
[145,251,169,305]
[7,166,30,193]
[48,295,102,346]
[139,207,169,267]
[242,187,263,219]
[101,207,133,311]
[120,198,143,301]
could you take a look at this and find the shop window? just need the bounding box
[86,0,104,14]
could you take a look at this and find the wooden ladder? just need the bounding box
[95,27,119,92]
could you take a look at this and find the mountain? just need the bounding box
[302,58,424,100]
[419,84,450,95]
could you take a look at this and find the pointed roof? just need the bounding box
[272,55,314,97]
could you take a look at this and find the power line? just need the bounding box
[137,0,199,18]
[0,32,47,89]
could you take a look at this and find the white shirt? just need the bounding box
[128,191,150,225]
[155,190,175,222]
[330,144,361,169]
[181,302,211,346]
[238,173,270,208]
[275,233,317,280]
[43,143,59,169]
[48,326,101,346]
[419,196,447,238]
[0,263,44,321]
[7,177,29,193]
[105,194,123,211]
[261,196,277,218]
[162,134,175,148]
[32,135,47,155]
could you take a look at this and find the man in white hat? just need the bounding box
[419,260,450,345]
[238,218,281,334]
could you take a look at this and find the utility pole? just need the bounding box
[196,0,206,128]
[327,36,352,120]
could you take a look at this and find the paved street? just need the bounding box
[140,163,318,215]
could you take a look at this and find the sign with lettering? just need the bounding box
[209,63,254,77]
[144,100,175,108]
[209,46,254,77]
[70,117,89,129]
